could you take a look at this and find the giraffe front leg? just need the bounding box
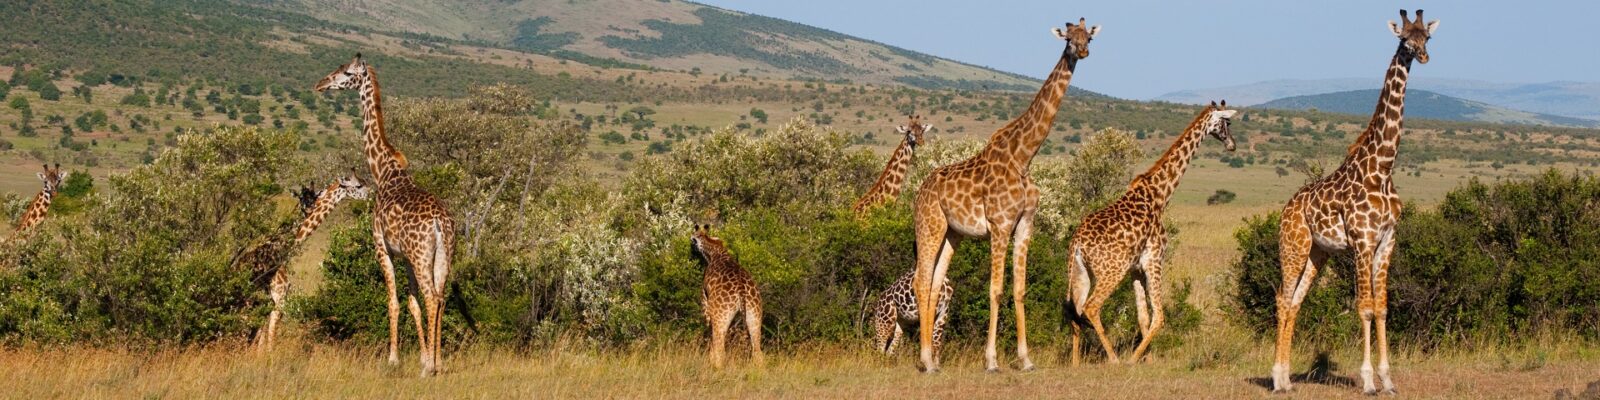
[264,271,288,352]
[407,293,430,377]
[912,212,952,373]
[1067,243,1089,367]
[983,223,1015,373]
[1010,212,1036,371]
[1353,236,1379,395]
[1373,230,1398,395]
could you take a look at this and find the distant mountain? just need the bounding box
[1157,78,1600,120]
[247,0,1047,92]
[1255,89,1600,128]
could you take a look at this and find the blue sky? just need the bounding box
[696,1,1599,99]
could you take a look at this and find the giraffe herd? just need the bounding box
[0,9,1442,394]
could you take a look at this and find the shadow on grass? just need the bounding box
[1245,352,1358,390]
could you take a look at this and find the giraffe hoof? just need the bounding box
[985,367,1001,374]
[1271,388,1293,395]
[1363,388,1379,396]
[1020,363,1036,372]
[1382,388,1398,396]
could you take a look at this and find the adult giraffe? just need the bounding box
[316,54,457,377]
[1066,101,1237,366]
[7,164,62,243]
[852,115,930,216]
[910,18,1098,373]
[1271,10,1437,395]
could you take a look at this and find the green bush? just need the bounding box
[1228,170,1600,348]
[0,126,301,345]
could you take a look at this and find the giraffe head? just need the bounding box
[314,53,369,92]
[1389,9,1439,64]
[294,182,321,215]
[690,223,725,262]
[1205,101,1239,152]
[1051,17,1101,59]
[36,163,62,195]
[334,174,371,201]
[895,115,932,149]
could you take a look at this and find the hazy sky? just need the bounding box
[695,1,1599,99]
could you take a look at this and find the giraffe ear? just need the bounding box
[36,172,46,182]
[1425,20,1439,36]
[1388,21,1404,37]
[896,125,911,134]
[1086,25,1101,38]
[921,124,933,132]
[1052,27,1070,40]
[1215,110,1239,119]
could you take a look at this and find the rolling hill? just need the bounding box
[244,0,1045,92]
[1157,78,1600,121]
[1254,89,1600,128]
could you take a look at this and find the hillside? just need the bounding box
[1158,78,1600,121]
[1255,89,1600,128]
[244,0,1043,91]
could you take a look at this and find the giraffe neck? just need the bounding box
[1344,42,1413,178]
[293,184,345,244]
[13,190,52,233]
[853,137,916,212]
[1133,108,1214,206]
[357,69,409,185]
[980,47,1077,168]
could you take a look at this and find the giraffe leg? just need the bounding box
[1373,230,1398,394]
[933,282,951,362]
[407,293,430,377]
[1130,236,1168,363]
[1078,253,1125,364]
[709,308,737,369]
[983,222,1015,373]
[264,270,288,352]
[929,238,957,369]
[1011,212,1036,371]
[744,298,764,367]
[373,228,402,366]
[427,222,451,374]
[1353,237,1379,395]
[911,208,948,373]
[1273,211,1317,393]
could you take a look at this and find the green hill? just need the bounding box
[246,0,1044,91]
[1256,89,1600,128]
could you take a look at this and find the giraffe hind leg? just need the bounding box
[744,297,764,367]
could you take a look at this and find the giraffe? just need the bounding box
[1270,10,1437,395]
[910,18,1099,373]
[870,268,951,356]
[240,174,370,351]
[852,115,931,216]
[1065,101,1238,366]
[690,223,764,369]
[8,163,63,242]
[316,54,457,377]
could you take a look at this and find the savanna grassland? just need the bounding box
[1,1,1598,399]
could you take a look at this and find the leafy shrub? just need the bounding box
[0,126,301,345]
[1228,170,1600,347]
[1206,189,1237,205]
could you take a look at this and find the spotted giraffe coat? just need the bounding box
[871,268,951,355]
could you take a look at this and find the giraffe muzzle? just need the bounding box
[1415,52,1429,64]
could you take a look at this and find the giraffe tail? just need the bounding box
[1068,242,1091,317]
[430,219,451,295]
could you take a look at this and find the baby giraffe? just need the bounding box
[690,224,764,369]
[241,174,370,350]
[870,269,951,357]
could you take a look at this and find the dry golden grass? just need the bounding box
[4,327,1595,399]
